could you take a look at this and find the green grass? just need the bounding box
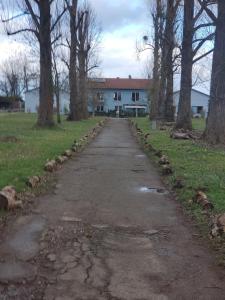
[132,117,225,214]
[0,113,103,191]
[192,118,206,131]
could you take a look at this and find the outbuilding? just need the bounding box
[173,89,209,118]
[25,88,70,114]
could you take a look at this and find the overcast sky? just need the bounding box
[91,0,150,78]
[0,0,211,92]
[0,0,150,79]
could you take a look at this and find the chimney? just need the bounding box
[128,75,132,79]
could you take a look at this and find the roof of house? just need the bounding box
[173,88,209,97]
[89,78,151,90]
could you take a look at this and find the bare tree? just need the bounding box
[63,0,101,120]
[77,3,101,119]
[175,0,215,130]
[158,0,180,122]
[1,0,66,127]
[77,8,90,119]
[149,0,165,120]
[0,53,37,97]
[201,1,225,144]
[65,0,80,121]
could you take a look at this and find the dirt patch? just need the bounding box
[0,136,20,143]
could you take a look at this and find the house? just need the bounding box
[88,77,151,116]
[173,89,209,118]
[25,88,70,113]
[0,96,24,111]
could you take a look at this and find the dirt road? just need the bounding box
[0,118,225,300]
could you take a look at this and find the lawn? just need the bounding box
[0,113,103,191]
[132,117,225,216]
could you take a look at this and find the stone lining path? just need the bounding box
[0,118,225,300]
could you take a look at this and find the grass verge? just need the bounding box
[131,117,225,223]
[0,113,103,191]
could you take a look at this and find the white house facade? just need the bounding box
[24,82,209,118]
[88,77,150,116]
[25,88,70,113]
[173,89,209,118]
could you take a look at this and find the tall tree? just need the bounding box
[149,0,165,120]
[65,0,81,121]
[203,1,225,144]
[158,0,180,122]
[77,9,90,119]
[1,0,66,127]
[63,1,100,120]
[175,0,215,130]
[175,0,194,130]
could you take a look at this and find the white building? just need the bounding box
[25,88,70,113]
[173,89,209,117]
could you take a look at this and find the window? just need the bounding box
[192,106,203,114]
[97,92,104,101]
[115,105,122,111]
[96,105,104,112]
[132,92,139,102]
[114,92,121,101]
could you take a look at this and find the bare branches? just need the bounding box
[51,5,67,32]
[193,48,214,64]
[193,32,215,57]
[24,0,40,30]
[197,0,217,22]
[6,28,39,37]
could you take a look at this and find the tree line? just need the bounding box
[0,0,100,126]
[146,0,223,144]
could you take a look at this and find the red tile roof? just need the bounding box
[89,78,151,90]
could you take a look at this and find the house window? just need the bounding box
[97,92,104,101]
[114,92,121,101]
[96,105,104,112]
[115,105,122,111]
[132,92,139,101]
[192,106,203,114]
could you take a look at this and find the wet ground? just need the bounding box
[0,118,225,300]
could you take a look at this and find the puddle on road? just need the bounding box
[138,187,168,194]
[132,169,146,173]
[135,154,146,158]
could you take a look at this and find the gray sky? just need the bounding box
[0,0,150,79]
[93,0,150,78]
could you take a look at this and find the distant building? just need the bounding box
[24,88,70,113]
[24,80,209,118]
[89,77,151,116]
[173,89,209,118]
[0,96,24,111]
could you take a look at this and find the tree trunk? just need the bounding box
[155,0,176,122]
[164,0,176,122]
[55,75,61,124]
[150,0,162,120]
[204,1,225,144]
[37,1,54,127]
[175,0,194,130]
[68,0,81,121]
[165,60,174,122]
[52,54,61,124]
[78,51,88,119]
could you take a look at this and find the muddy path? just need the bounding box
[0,119,225,300]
